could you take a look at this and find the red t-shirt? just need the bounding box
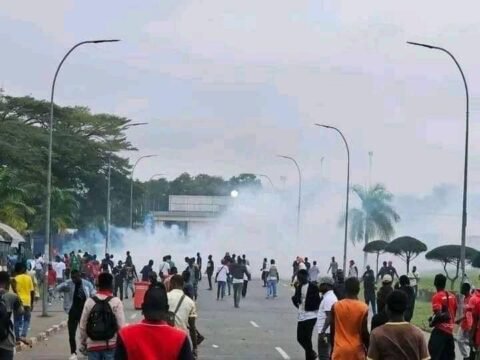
[47,269,57,287]
[470,291,480,346]
[461,294,473,331]
[431,290,457,334]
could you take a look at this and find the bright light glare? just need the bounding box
[230,190,239,198]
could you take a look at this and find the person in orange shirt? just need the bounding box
[331,277,369,360]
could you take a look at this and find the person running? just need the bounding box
[55,269,95,360]
[456,282,472,359]
[428,273,457,360]
[327,257,339,281]
[348,260,358,278]
[124,263,138,300]
[205,255,214,291]
[367,290,429,360]
[13,262,34,344]
[140,260,154,282]
[309,261,320,283]
[113,261,126,301]
[266,259,279,299]
[158,256,171,281]
[317,277,337,360]
[53,255,66,285]
[229,257,249,308]
[241,259,251,298]
[408,265,420,298]
[331,277,369,360]
[0,271,23,359]
[115,282,194,359]
[397,275,415,322]
[215,260,229,300]
[362,265,376,315]
[168,275,199,358]
[79,272,125,359]
[292,269,320,360]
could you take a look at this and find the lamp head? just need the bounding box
[92,39,121,44]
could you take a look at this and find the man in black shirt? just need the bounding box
[113,260,126,300]
[362,265,377,315]
[101,253,114,273]
[196,253,202,281]
[141,260,154,282]
[205,255,214,290]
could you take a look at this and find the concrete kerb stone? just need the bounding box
[16,321,66,353]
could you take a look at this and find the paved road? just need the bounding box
[16,280,304,360]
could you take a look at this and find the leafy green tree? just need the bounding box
[344,183,400,268]
[426,245,478,289]
[363,240,388,275]
[384,236,427,273]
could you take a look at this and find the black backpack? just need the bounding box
[0,295,9,341]
[86,296,118,341]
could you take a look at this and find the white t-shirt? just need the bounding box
[408,271,419,287]
[243,264,251,281]
[298,284,318,322]
[348,265,358,278]
[298,263,307,271]
[309,266,320,282]
[216,265,229,282]
[317,290,338,334]
[35,257,44,271]
[53,261,66,279]
[158,262,170,277]
[167,289,197,332]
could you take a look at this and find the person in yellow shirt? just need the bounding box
[13,262,34,343]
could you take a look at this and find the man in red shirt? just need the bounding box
[428,274,457,360]
[455,282,472,359]
[47,264,57,305]
[469,286,480,359]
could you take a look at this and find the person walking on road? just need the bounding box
[348,260,358,278]
[266,259,279,299]
[241,259,251,298]
[408,265,420,298]
[13,262,34,344]
[308,261,320,283]
[317,276,337,359]
[80,272,125,360]
[205,255,214,290]
[361,265,376,315]
[261,258,268,287]
[196,253,202,281]
[168,275,199,358]
[367,290,429,360]
[56,269,95,360]
[125,251,132,267]
[215,260,229,300]
[229,257,249,308]
[140,260,154,282]
[333,269,346,301]
[292,269,321,360]
[397,275,415,322]
[331,277,369,360]
[123,263,138,300]
[0,271,23,359]
[112,261,126,301]
[291,257,300,285]
[327,257,338,281]
[428,273,457,360]
[456,282,472,359]
[115,282,194,360]
[158,256,171,281]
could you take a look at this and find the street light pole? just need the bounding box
[277,155,302,242]
[130,155,158,228]
[407,41,469,284]
[315,124,351,273]
[148,173,165,211]
[255,174,276,190]
[44,39,119,317]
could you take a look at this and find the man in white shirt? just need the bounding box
[158,256,171,280]
[348,260,358,278]
[308,261,320,283]
[215,260,229,300]
[52,256,66,285]
[408,265,419,298]
[167,275,198,357]
[317,276,338,359]
[242,260,251,298]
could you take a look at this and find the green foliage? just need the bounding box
[385,236,427,273]
[363,239,388,253]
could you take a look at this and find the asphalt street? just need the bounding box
[16,279,305,360]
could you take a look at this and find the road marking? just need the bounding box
[282,284,288,287]
[212,344,219,348]
[275,347,291,359]
[250,321,259,328]
[130,313,138,320]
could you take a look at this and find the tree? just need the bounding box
[363,240,388,275]
[344,183,400,268]
[425,245,478,289]
[385,236,427,273]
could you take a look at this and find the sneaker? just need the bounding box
[69,354,78,360]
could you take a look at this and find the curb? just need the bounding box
[15,320,68,352]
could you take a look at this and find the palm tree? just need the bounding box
[344,183,400,269]
[0,166,35,231]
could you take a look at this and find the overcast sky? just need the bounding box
[3,1,480,200]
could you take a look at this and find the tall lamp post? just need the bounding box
[106,122,148,253]
[44,39,119,317]
[315,124,350,273]
[130,155,158,228]
[148,173,165,211]
[277,155,302,242]
[407,41,470,283]
[255,173,276,190]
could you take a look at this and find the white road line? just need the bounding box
[212,344,219,348]
[250,321,259,328]
[282,284,288,287]
[275,347,291,359]
[130,313,138,320]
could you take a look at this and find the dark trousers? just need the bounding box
[114,280,124,300]
[233,282,242,307]
[0,348,14,360]
[242,280,248,298]
[428,328,455,360]
[217,281,226,299]
[365,291,377,315]
[297,318,317,360]
[318,333,332,360]
[68,312,81,354]
[207,272,213,290]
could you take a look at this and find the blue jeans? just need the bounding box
[88,349,115,360]
[267,279,277,298]
[217,281,226,299]
[14,306,31,338]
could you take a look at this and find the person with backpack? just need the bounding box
[266,259,279,299]
[168,275,199,358]
[80,272,125,360]
[0,271,23,359]
[55,269,95,360]
[215,259,229,300]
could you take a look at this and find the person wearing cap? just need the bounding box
[317,276,337,359]
[115,282,194,360]
[292,269,320,360]
[371,275,394,330]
